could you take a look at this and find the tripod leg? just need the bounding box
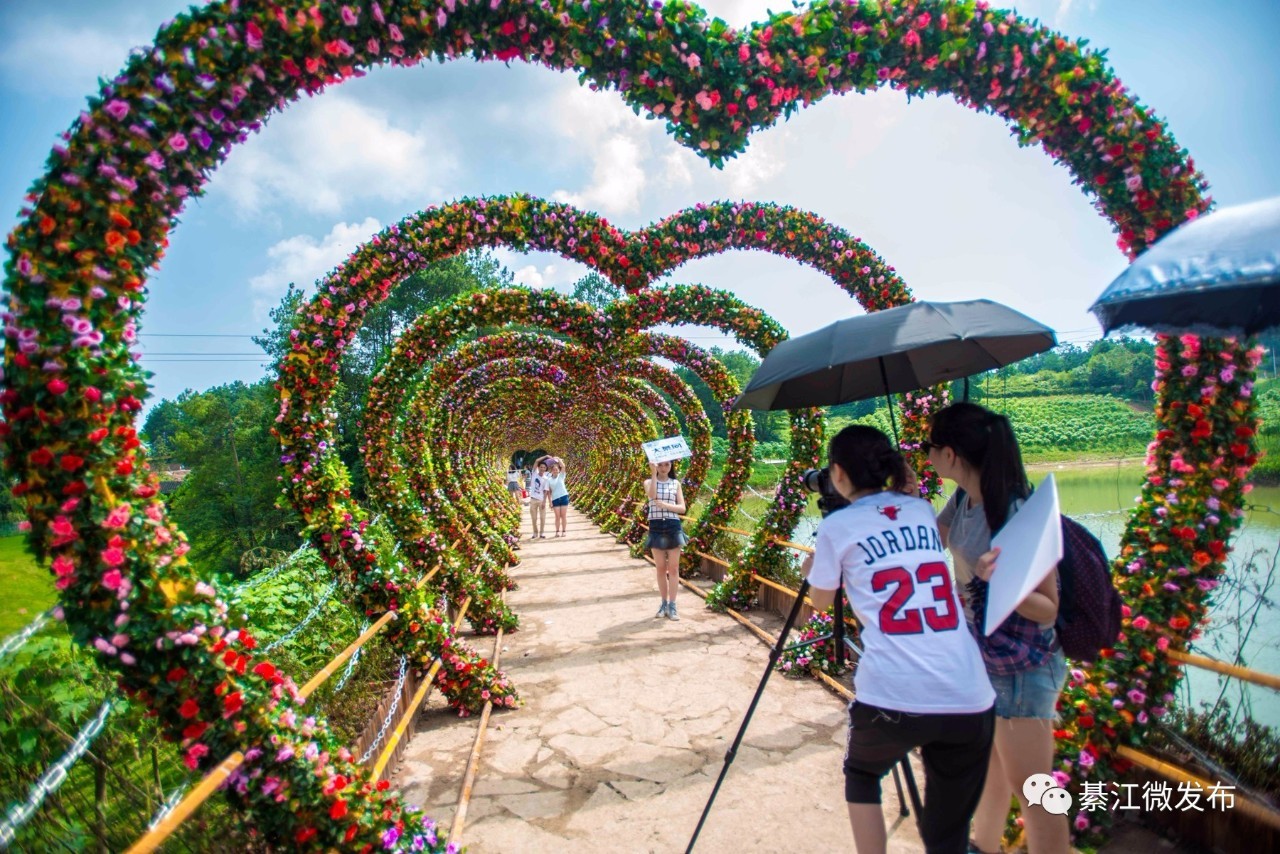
[833,588,845,669]
[901,756,924,818]
[686,579,813,854]
[890,764,909,817]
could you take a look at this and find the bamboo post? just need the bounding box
[125,753,244,854]
[369,598,473,782]
[1166,650,1280,692]
[1116,746,1280,831]
[449,595,509,844]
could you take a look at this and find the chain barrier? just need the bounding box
[0,698,113,846]
[0,609,54,662]
[145,785,188,832]
[231,543,309,595]
[262,579,341,654]
[334,620,371,693]
[358,656,409,764]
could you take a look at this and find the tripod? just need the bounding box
[686,585,923,852]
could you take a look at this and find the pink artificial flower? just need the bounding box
[102,503,132,529]
[101,546,126,568]
[168,133,189,152]
[102,569,124,590]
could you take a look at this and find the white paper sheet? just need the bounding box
[983,474,1064,636]
[642,435,692,464]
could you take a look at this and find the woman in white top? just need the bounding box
[644,459,688,621]
[541,457,570,537]
[802,425,995,854]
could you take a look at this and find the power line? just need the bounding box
[139,333,259,338]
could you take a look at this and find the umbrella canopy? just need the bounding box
[1090,195,1280,338]
[733,299,1056,411]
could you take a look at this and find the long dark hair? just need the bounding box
[929,402,1030,532]
[828,425,908,494]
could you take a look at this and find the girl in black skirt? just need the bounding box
[645,459,688,621]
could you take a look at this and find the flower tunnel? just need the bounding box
[0,0,1265,847]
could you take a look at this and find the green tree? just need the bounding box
[164,381,301,576]
[253,251,515,499]
[570,272,623,311]
[140,397,185,460]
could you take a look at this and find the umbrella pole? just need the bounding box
[878,359,900,446]
[963,377,970,402]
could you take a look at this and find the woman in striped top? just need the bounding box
[645,459,688,621]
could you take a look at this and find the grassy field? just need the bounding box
[0,535,54,636]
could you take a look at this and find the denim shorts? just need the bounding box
[551,495,570,508]
[646,518,688,551]
[989,647,1067,719]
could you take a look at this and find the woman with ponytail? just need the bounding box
[927,403,1068,854]
[801,425,994,853]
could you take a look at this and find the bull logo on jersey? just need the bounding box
[879,505,900,521]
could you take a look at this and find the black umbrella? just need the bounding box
[1090,195,1280,338]
[733,299,1056,440]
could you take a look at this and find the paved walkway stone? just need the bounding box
[394,507,924,852]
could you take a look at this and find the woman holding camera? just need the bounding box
[927,402,1068,854]
[645,459,688,621]
[802,425,995,854]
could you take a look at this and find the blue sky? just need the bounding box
[2,0,1278,410]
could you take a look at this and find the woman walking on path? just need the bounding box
[505,464,523,507]
[927,402,1069,854]
[541,457,570,537]
[644,459,688,621]
[801,425,995,854]
[528,459,550,539]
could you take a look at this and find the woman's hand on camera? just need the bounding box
[975,547,1000,581]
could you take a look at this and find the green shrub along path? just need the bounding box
[0,536,52,636]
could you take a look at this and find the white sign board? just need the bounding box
[983,474,1064,636]
[642,435,692,464]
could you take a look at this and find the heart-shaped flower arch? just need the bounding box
[1,0,1261,846]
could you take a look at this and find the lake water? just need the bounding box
[1032,463,1280,728]
[710,463,1280,727]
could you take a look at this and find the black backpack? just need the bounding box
[955,489,1122,662]
[1056,515,1123,662]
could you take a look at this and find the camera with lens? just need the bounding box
[801,467,850,516]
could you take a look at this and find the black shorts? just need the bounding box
[844,700,994,854]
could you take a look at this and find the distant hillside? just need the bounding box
[843,394,1155,462]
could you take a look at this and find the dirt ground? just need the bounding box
[392,507,1189,854]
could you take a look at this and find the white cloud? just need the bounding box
[660,149,695,190]
[511,265,545,288]
[553,134,648,216]
[1053,0,1100,25]
[549,86,656,216]
[0,15,153,97]
[248,217,382,318]
[719,129,791,196]
[217,94,456,217]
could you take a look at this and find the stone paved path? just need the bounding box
[394,508,927,853]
